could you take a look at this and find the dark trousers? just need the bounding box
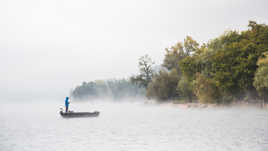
[65,106,69,112]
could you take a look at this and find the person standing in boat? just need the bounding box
[65,97,70,112]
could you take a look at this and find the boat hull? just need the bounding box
[60,111,100,118]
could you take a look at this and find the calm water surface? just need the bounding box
[1,100,268,151]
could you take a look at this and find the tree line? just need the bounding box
[133,21,268,104]
[71,79,146,100]
[71,21,268,104]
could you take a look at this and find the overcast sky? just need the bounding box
[2,0,268,101]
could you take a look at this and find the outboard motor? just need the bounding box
[59,108,64,114]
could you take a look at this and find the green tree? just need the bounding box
[177,75,194,102]
[163,36,199,73]
[253,64,268,102]
[131,54,154,88]
[253,52,268,102]
[163,42,185,71]
[71,79,145,100]
[184,36,199,55]
[147,69,180,100]
[193,73,221,104]
[257,52,268,65]
[180,22,268,101]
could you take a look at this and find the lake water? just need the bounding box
[1,100,268,151]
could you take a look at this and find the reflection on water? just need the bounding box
[0,100,268,151]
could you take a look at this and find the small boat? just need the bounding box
[59,110,100,118]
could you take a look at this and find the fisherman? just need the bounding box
[65,97,70,112]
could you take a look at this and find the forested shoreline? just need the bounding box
[71,21,268,104]
[71,79,146,100]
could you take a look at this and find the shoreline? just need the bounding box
[146,100,268,109]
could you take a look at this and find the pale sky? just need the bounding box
[1,0,268,101]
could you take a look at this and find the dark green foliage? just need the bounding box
[72,21,268,104]
[179,55,200,80]
[183,36,199,55]
[253,64,268,102]
[177,75,194,102]
[163,42,185,72]
[147,69,180,100]
[179,21,268,102]
[163,36,199,73]
[146,36,200,101]
[193,73,221,104]
[151,21,268,103]
[253,52,268,102]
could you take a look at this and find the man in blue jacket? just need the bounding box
[65,97,70,112]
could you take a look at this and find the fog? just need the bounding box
[2,0,268,101]
[0,100,267,151]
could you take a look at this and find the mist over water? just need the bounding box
[1,99,268,151]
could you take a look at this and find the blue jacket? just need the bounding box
[65,97,69,107]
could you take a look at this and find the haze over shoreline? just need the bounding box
[3,0,268,101]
